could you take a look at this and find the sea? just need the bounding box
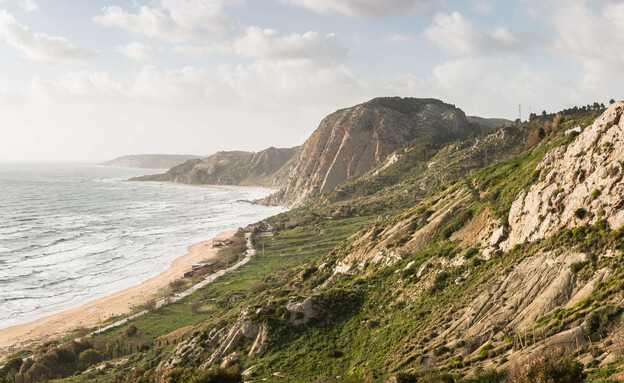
[0,163,285,330]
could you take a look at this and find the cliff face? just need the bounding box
[276,97,479,206]
[133,147,298,188]
[502,102,624,250]
[99,154,200,169]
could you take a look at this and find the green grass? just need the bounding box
[99,214,376,343]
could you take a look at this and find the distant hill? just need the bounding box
[99,154,201,169]
[272,97,482,206]
[467,115,514,130]
[132,147,299,188]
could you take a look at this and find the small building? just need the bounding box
[192,259,221,273]
[228,294,245,302]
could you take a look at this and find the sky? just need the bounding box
[0,0,623,162]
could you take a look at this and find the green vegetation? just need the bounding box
[7,104,618,382]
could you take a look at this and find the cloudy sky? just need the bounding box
[0,0,622,162]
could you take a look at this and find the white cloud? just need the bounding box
[19,0,38,11]
[382,33,414,44]
[423,12,525,56]
[472,0,491,14]
[94,0,235,46]
[553,2,624,75]
[0,9,92,63]
[280,0,430,17]
[233,27,347,65]
[22,60,361,110]
[118,41,158,61]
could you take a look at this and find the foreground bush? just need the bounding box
[509,352,585,383]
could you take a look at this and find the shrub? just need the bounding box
[464,247,479,259]
[145,299,156,311]
[478,343,494,359]
[509,352,584,383]
[250,282,266,294]
[574,208,587,219]
[169,278,186,292]
[78,349,103,367]
[189,298,201,313]
[1,358,22,374]
[591,189,600,199]
[396,372,418,383]
[429,272,449,293]
[594,219,609,230]
[122,324,138,338]
[470,257,483,269]
[464,368,508,383]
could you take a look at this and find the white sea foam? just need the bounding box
[0,164,284,329]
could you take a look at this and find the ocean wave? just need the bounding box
[0,165,282,328]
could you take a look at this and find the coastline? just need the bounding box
[0,230,236,358]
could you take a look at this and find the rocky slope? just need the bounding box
[272,97,481,206]
[502,101,624,250]
[132,146,298,188]
[99,154,200,169]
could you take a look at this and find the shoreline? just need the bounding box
[0,230,236,359]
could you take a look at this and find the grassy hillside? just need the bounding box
[4,104,622,383]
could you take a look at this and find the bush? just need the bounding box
[509,352,584,383]
[429,272,449,293]
[478,343,494,359]
[574,208,587,219]
[122,324,138,338]
[144,299,156,311]
[250,282,267,294]
[464,368,508,383]
[169,279,186,292]
[189,298,202,313]
[79,349,103,367]
[396,372,418,383]
[591,189,600,199]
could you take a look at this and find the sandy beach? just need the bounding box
[0,230,235,358]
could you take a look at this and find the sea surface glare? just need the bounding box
[0,164,284,330]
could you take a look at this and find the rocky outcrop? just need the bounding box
[502,102,624,250]
[436,250,608,351]
[274,97,479,206]
[99,154,200,169]
[132,146,298,188]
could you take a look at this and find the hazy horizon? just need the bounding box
[1,0,623,162]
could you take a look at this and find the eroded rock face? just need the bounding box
[437,250,608,349]
[502,102,624,250]
[277,98,476,206]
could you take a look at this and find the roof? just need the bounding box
[195,259,220,266]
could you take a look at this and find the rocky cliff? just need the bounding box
[99,154,200,169]
[502,101,624,250]
[133,146,298,188]
[272,97,480,206]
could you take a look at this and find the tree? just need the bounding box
[610,98,615,105]
[189,298,201,313]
